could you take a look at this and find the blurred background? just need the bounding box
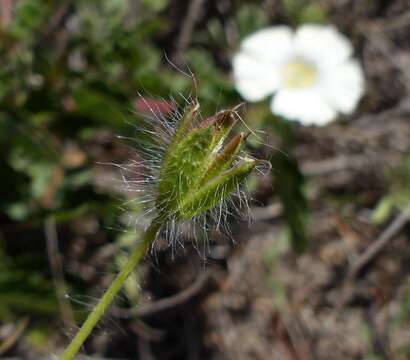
[0,0,410,359]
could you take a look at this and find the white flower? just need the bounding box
[232,25,365,125]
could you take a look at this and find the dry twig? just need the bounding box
[112,271,215,318]
[175,0,206,58]
[349,203,410,278]
[0,318,29,356]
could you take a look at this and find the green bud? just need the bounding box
[156,105,255,220]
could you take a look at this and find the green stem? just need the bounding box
[60,219,162,360]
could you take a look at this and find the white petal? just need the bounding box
[271,88,336,125]
[294,25,353,68]
[319,59,365,114]
[232,53,279,101]
[240,26,294,64]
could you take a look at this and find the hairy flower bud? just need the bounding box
[156,102,255,221]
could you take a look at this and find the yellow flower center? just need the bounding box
[281,58,317,89]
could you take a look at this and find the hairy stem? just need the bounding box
[60,219,162,360]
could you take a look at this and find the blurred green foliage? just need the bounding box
[0,253,58,318]
[0,0,222,329]
[0,0,312,340]
[397,277,410,324]
[0,0,190,328]
[268,115,309,252]
[282,0,327,25]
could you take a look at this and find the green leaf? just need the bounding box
[272,154,308,253]
[282,0,327,26]
[268,116,309,253]
[371,196,394,224]
[142,0,168,12]
[236,4,269,38]
[396,277,410,324]
[299,3,327,24]
[72,87,126,130]
[373,156,410,224]
[0,255,58,318]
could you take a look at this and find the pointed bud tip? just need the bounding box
[198,109,236,131]
[215,110,236,129]
[243,131,251,141]
[232,102,246,113]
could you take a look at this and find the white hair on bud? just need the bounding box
[100,87,255,258]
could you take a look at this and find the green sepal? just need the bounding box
[170,101,199,148]
[200,132,244,185]
[157,125,214,214]
[176,158,256,219]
